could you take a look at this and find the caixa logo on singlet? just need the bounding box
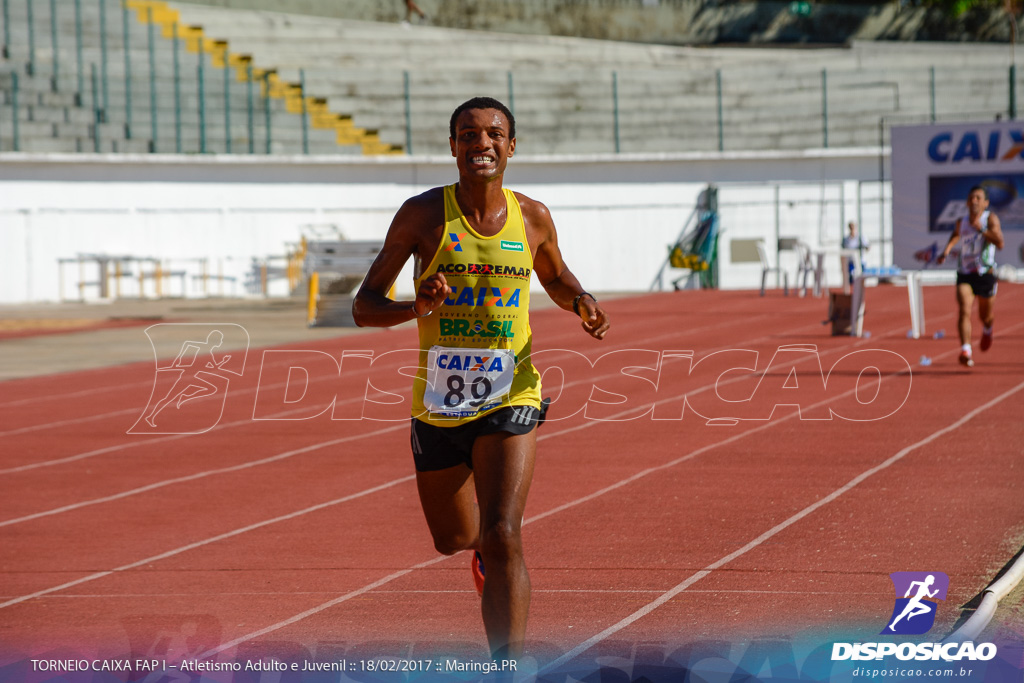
[445,286,522,308]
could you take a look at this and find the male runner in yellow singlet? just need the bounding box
[352,97,609,659]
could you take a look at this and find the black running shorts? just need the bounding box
[957,271,997,298]
[410,405,542,472]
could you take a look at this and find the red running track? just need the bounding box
[1,286,1022,676]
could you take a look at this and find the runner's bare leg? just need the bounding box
[956,283,974,346]
[416,464,480,555]
[472,429,536,659]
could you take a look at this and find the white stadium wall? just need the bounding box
[0,149,887,304]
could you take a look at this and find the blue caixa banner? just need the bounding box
[892,121,1024,270]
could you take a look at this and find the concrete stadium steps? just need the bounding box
[4,0,1021,156]
[164,4,740,70]
[0,0,396,155]
[159,1,1021,154]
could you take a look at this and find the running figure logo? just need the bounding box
[129,324,249,435]
[881,571,949,635]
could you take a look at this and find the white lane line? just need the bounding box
[196,320,1015,659]
[18,588,872,599]
[0,473,416,610]
[0,425,406,528]
[0,407,141,437]
[0,311,780,474]
[0,306,956,640]
[187,323,926,657]
[0,310,775,436]
[0,315,812,518]
[0,316,885,612]
[541,376,1024,673]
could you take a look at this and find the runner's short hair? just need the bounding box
[450,97,515,140]
[968,185,988,199]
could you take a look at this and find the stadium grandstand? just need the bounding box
[0,0,1019,307]
[2,7,1024,677]
[0,0,1017,156]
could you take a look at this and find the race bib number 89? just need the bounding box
[424,345,515,416]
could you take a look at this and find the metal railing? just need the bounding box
[0,0,325,154]
[0,0,1020,155]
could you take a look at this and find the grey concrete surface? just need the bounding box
[0,297,384,381]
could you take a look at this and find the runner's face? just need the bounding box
[450,108,515,180]
[966,189,988,216]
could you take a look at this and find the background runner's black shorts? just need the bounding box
[410,404,542,472]
[957,271,997,298]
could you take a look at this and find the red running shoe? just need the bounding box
[959,350,974,367]
[980,329,993,351]
[471,551,485,596]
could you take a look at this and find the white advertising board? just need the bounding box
[892,120,1024,270]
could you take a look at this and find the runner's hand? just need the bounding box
[413,273,450,317]
[579,298,609,340]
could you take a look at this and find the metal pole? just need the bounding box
[1011,64,1018,120]
[612,70,620,154]
[821,68,828,149]
[49,0,58,90]
[403,70,412,154]
[91,63,100,152]
[263,71,271,154]
[223,50,231,153]
[147,6,157,151]
[774,185,781,288]
[856,180,863,247]
[246,64,254,154]
[716,69,724,152]
[2,0,9,59]
[838,182,846,246]
[74,0,83,98]
[878,118,885,266]
[300,68,308,154]
[99,0,108,117]
[11,70,19,151]
[122,0,131,139]
[27,0,35,76]
[507,70,515,116]
[198,40,206,153]
[173,21,181,152]
[1012,14,1019,120]
[929,66,936,123]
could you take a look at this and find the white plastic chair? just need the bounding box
[757,240,789,296]
[795,241,815,297]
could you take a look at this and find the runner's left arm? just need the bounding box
[519,194,609,340]
[983,212,1004,250]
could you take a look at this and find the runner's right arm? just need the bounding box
[352,191,449,327]
[936,218,962,265]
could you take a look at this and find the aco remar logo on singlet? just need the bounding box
[434,262,532,279]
